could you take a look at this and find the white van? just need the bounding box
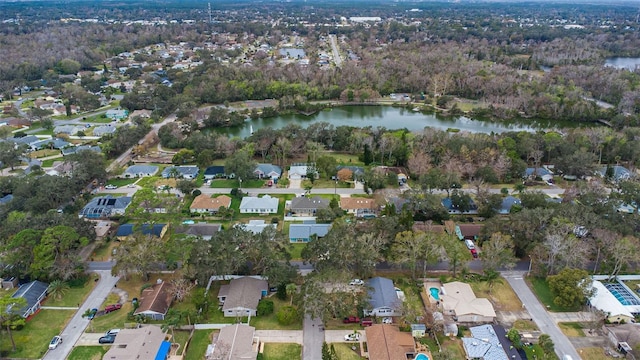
[464,239,475,250]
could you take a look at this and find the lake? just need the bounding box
[605,57,640,71]
[217,105,556,138]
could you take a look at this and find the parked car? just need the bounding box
[343,316,360,324]
[99,335,116,344]
[104,303,122,313]
[360,318,373,327]
[349,279,364,286]
[105,184,118,189]
[106,329,120,336]
[344,333,361,341]
[87,308,98,320]
[382,317,393,324]
[49,336,63,350]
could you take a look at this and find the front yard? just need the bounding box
[0,309,75,359]
[44,275,98,307]
[262,343,302,360]
[528,277,581,312]
[469,278,523,312]
[67,346,110,360]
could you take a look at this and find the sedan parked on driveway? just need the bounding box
[344,333,361,341]
[99,335,116,344]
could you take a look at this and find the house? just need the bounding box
[456,224,484,241]
[116,223,168,240]
[589,281,635,324]
[239,195,279,214]
[237,220,276,234]
[217,277,268,317]
[123,165,159,178]
[364,277,402,317]
[190,194,231,214]
[131,109,152,119]
[79,195,132,219]
[336,165,365,180]
[133,280,174,320]
[93,124,117,137]
[598,165,632,182]
[161,165,200,179]
[0,194,13,205]
[288,163,315,180]
[524,167,553,181]
[106,109,129,120]
[29,138,70,151]
[498,196,521,214]
[289,222,331,243]
[175,223,221,240]
[386,197,409,214]
[441,197,478,215]
[462,325,522,360]
[204,166,226,179]
[441,282,496,323]
[289,196,329,216]
[365,324,416,360]
[53,125,83,135]
[340,197,377,217]
[11,280,49,318]
[102,325,171,360]
[254,164,282,179]
[605,324,640,354]
[62,145,102,156]
[206,324,259,360]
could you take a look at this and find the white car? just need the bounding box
[382,317,392,324]
[344,333,361,341]
[49,335,62,350]
[349,279,364,286]
[105,184,118,189]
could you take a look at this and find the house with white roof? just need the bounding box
[589,280,636,324]
[239,195,279,214]
[237,220,276,234]
[441,281,496,323]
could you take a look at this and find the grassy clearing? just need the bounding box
[332,343,363,359]
[91,239,119,261]
[0,309,75,359]
[559,322,586,337]
[322,152,364,166]
[469,279,522,312]
[288,243,306,260]
[528,277,579,312]
[184,330,215,360]
[30,149,61,158]
[262,343,302,360]
[81,114,114,123]
[523,344,556,360]
[307,179,352,189]
[44,276,97,307]
[577,347,615,359]
[67,346,110,360]
[512,319,538,331]
[250,297,303,330]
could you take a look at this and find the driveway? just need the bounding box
[502,271,582,360]
[255,330,303,344]
[42,270,120,360]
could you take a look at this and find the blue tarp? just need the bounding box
[154,341,171,360]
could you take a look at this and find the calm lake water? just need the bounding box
[218,105,555,138]
[605,57,640,71]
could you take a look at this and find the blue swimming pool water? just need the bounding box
[415,353,430,360]
[604,283,640,306]
[429,288,440,301]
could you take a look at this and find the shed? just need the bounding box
[411,324,426,338]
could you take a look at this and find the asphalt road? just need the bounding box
[42,270,120,360]
[302,314,323,360]
[328,35,342,68]
[503,271,582,360]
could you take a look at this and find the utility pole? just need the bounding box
[208,2,212,23]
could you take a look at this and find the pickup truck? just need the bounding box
[343,316,360,324]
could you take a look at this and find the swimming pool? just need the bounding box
[429,288,440,301]
[415,353,430,360]
[605,283,640,306]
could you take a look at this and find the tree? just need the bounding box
[286,283,297,306]
[276,306,299,325]
[441,233,469,277]
[48,280,70,301]
[0,293,27,352]
[30,225,87,281]
[172,149,196,165]
[170,278,194,302]
[257,299,274,316]
[506,328,522,349]
[176,180,196,195]
[224,149,257,182]
[112,233,166,281]
[538,334,555,355]
[0,142,27,170]
[481,233,516,272]
[389,231,425,280]
[336,168,353,182]
[547,268,595,309]
[316,156,337,179]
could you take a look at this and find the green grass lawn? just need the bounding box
[332,343,363,359]
[209,179,265,188]
[30,149,61,158]
[262,343,302,360]
[288,243,306,260]
[171,330,190,356]
[81,114,114,123]
[184,330,215,360]
[41,159,56,167]
[250,298,303,330]
[559,322,586,337]
[105,178,138,187]
[528,277,580,312]
[67,346,110,360]
[44,278,97,307]
[305,179,352,189]
[321,152,364,166]
[523,344,556,360]
[0,309,75,359]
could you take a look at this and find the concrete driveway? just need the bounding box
[255,330,303,344]
[502,271,582,360]
[42,270,120,360]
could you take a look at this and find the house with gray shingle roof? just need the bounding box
[364,277,402,317]
[93,124,117,137]
[53,125,83,135]
[253,164,282,179]
[62,145,101,156]
[79,195,132,219]
[498,196,521,214]
[161,165,200,179]
[217,277,268,317]
[11,280,49,318]
[289,196,329,216]
[123,164,159,178]
[239,195,278,214]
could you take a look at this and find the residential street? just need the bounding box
[502,271,582,360]
[302,314,323,360]
[42,270,120,360]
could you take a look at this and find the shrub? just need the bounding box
[276,306,299,325]
[257,299,274,316]
[276,283,287,301]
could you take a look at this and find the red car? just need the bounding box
[343,316,360,324]
[360,318,373,327]
[104,303,122,313]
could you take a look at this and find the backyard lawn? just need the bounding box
[262,343,302,360]
[44,275,98,307]
[184,330,215,360]
[288,243,306,260]
[528,277,580,312]
[470,279,523,311]
[67,346,110,360]
[0,309,75,359]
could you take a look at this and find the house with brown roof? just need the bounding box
[206,324,259,360]
[190,194,232,214]
[441,281,496,323]
[102,325,170,360]
[340,197,377,217]
[217,277,268,318]
[133,280,174,320]
[365,324,416,360]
